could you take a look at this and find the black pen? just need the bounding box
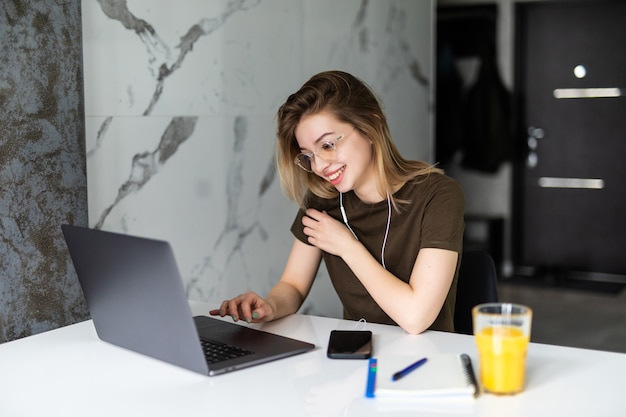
[391,357,428,381]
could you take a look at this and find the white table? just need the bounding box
[1,301,625,417]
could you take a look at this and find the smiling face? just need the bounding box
[295,111,382,203]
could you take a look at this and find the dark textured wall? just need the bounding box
[0,1,89,342]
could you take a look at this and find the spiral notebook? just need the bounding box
[365,353,478,399]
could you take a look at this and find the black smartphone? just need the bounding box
[326,330,372,359]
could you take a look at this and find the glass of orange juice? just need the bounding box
[473,303,532,395]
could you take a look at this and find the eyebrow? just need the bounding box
[314,132,335,144]
[299,131,336,152]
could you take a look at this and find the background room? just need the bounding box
[437,0,626,352]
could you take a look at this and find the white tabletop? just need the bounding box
[1,301,625,417]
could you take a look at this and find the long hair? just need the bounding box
[276,70,442,208]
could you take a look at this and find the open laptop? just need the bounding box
[61,224,315,376]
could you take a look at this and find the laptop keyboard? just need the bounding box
[200,339,254,364]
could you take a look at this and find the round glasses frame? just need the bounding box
[293,132,349,172]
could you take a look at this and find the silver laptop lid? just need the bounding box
[62,224,209,375]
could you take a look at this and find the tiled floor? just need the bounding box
[497,281,626,354]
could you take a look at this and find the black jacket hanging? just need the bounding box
[460,53,513,173]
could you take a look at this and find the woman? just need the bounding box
[210,71,465,334]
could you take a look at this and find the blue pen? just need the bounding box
[391,357,428,381]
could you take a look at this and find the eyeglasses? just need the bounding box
[293,131,350,172]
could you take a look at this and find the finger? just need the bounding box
[250,302,271,323]
[305,208,322,221]
[210,300,233,317]
[250,307,265,322]
[302,215,316,229]
[231,292,261,322]
[226,297,246,321]
[244,291,269,322]
[238,297,255,323]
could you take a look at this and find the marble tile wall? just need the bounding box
[0,1,89,342]
[82,0,434,318]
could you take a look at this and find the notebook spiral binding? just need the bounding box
[460,353,480,397]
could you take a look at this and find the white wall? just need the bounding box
[81,0,434,318]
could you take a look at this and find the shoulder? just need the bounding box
[403,173,464,200]
[302,191,338,211]
[397,173,465,218]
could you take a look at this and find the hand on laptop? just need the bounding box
[210,291,276,324]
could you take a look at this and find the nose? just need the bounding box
[312,154,331,174]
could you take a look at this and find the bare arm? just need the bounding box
[302,208,457,334]
[342,245,457,334]
[210,239,321,323]
[264,238,322,320]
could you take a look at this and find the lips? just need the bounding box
[326,165,345,184]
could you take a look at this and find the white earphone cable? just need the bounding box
[340,192,359,240]
[381,192,391,270]
[339,192,392,269]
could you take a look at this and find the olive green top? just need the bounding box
[291,173,465,332]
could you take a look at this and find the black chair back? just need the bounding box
[454,250,499,334]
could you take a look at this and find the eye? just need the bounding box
[320,141,335,151]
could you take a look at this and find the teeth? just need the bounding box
[328,166,345,181]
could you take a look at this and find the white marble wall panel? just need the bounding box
[82,0,433,319]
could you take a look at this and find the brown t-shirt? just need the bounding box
[290,173,465,332]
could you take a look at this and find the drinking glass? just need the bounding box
[473,303,532,395]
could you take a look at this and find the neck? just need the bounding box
[353,181,404,204]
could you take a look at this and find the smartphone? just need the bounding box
[326,330,372,359]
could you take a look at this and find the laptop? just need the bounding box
[61,224,315,376]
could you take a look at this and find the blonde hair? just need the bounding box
[276,70,442,208]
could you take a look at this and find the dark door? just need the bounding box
[514,1,626,278]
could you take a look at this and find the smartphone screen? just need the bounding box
[326,330,372,359]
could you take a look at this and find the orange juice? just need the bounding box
[475,326,530,394]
